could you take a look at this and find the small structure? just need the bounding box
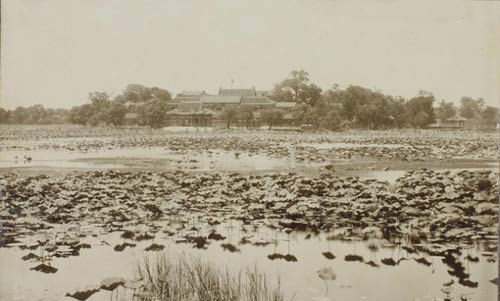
[429,115,466,129]
[276,102,297,125]
[165,102,214,127]
[445,115,466,128]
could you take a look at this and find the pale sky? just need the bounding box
[1,0,499,109]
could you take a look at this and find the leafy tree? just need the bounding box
[356,103,378,128]
[0,106,69,124]
[435,100,456,122]
[89,92,111,112]
[481,106,499,126]
[459,97,484,119]
[87,112,107,127]
[28,105,46,124]
[123,84,152,103]
[261,109,284,129]
[270,70,322,106]
[386,97,407,128]
[293,103,311,126]
[85,92,111,126]
[221,105,239,129]
[0,108,10,123]
[106,102,127,126]
[68,104,93,125]
[413,111,430,128]
[300,83,322,107]
[151,87,172,102]
[67,85,172,127]
[337,86,374,122]
[138,98,169,128]
[323,85,397,129]
[238,106,254,129]
[301,107,322,129]
[406,92,435,128]
[39,107,68,124]
[10,107,30,124]
[320,109,342,131]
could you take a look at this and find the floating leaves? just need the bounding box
[322,252,336,260]
[30,263,58,274]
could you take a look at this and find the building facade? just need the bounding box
[165,88,293,127]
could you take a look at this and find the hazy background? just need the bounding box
[1,0,499,109]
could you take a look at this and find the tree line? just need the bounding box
[1,70,498,129]
[67,84,171,128]
[0,105,69,124]
[268,70,499,130]
[435,97,498,125]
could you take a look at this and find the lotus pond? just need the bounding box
[0,125,498,301]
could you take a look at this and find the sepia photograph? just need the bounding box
[0,0,499,300]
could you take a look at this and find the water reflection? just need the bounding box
[0,220,496,301]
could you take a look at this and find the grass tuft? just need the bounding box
[135,252,285,301]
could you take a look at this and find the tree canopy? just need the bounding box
[260,109,284,129]
[459,97,484,119]
[435,100,457,122]
[65,84,172,127]
[270,70,322,107]
[221,105,239,129]
[1,105,69,124]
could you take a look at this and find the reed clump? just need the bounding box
[135,253,285,301]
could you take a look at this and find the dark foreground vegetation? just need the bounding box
[3,169,497,246]
[1,168,497,299]
[2,70,498,130]
[135,254,284,301]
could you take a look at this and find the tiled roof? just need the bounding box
[179,102,202,113]
[200,95,241,104]
[179,90,205,97]
[241,96,275,106]
[166,102,215,115]
[447,115,467,121]
[275,102,297,109]
[124,113,138,119]
[219,88,256,97]
[173,96,201,102]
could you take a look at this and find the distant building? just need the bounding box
[445,115,466,128]
[168,91,206,110]
[166,102,214,127]
[218,88,257,97]
[430,115,498,130]
[275,102,297,124]
[175,90,206,101]
[165,88,284,127]
[429,115,466,129]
